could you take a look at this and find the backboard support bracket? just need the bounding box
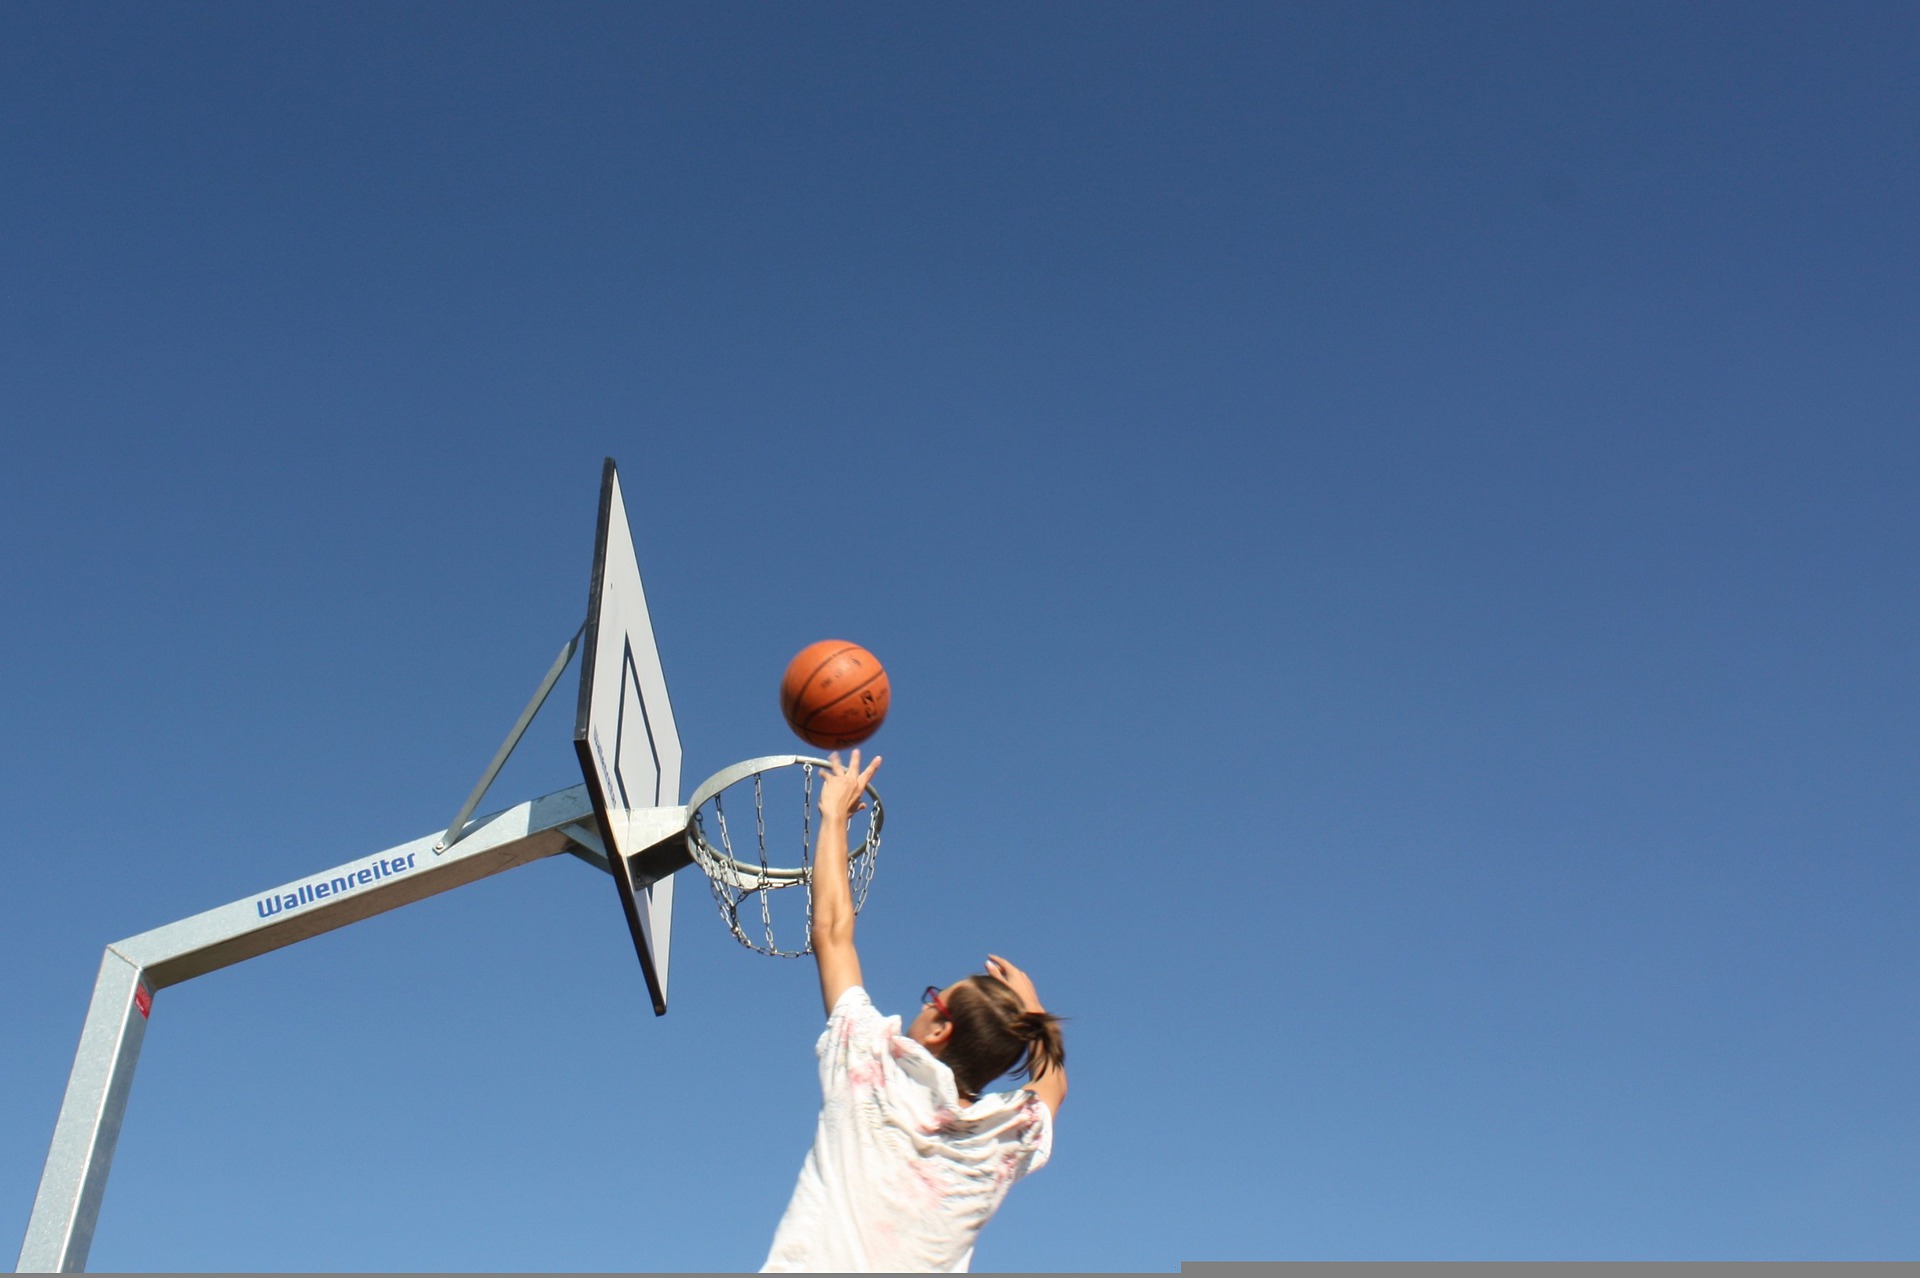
[437,623,586,853]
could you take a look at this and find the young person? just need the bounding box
[761,751,1067,1273]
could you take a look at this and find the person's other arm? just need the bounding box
[987,954,1068,1118]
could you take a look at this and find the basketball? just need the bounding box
[781,640,890,749]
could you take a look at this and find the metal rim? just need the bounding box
[684,753,884,884]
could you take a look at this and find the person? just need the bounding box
[761,750,1067,1273]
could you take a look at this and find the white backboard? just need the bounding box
[572,458,681,1015]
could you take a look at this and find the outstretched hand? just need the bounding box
[818,749,881,823]
[810,751,878,1015]
[986,954,1045,1013]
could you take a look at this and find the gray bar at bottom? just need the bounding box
[1175,1258,1912,1266]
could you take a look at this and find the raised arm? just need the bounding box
[986,954,1068,1118]
[810,750,881,1015]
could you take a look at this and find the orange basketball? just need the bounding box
[781,640,891,749]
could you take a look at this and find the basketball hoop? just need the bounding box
[684,754,883,957]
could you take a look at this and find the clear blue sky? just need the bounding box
[3,3,1915,1270]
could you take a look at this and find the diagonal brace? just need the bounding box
[438,624,583,852]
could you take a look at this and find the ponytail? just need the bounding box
[1009,1008,1066,1083]
[938,974,1068,1100]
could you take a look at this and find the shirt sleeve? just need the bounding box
[944,1087,1055,1179]
[982,1088,1053,1178]
[815,985,892,1097]
[1014,1089,1054,1176]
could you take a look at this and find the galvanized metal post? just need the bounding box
[15,951,150,1273]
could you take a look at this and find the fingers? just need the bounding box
[988,954,1034,988]
[987,955,1043,1013]
[824,751,881,777]
[826,752,881,785]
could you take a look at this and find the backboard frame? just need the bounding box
[571,458,686,1015]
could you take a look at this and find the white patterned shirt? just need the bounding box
[762,986,1054,1273]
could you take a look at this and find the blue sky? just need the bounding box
[3,3,1915,1270]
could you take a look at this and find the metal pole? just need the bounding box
[16,952,150,1274]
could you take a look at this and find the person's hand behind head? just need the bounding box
[985,954,1045,1013]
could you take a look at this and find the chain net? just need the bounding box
[687,758,881,957]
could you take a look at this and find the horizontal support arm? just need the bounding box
[115,784,629,988]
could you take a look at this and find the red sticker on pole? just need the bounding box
[133,984,152,1019]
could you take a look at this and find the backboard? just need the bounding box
[573,458,683,1015]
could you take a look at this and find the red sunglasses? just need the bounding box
[921,985,951,1019]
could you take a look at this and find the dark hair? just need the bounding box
[938,974,1066,1101]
